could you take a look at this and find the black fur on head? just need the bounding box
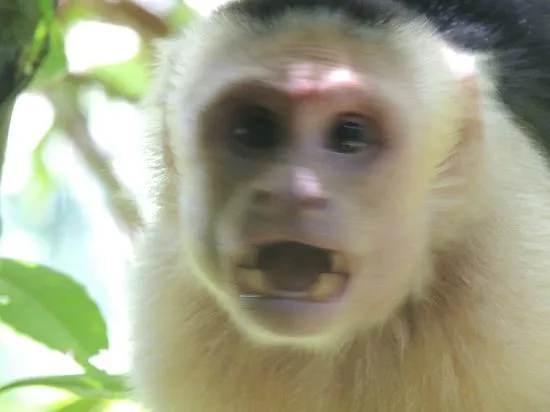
[220,0,410,25]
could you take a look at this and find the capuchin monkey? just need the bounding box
[127,0,550,411]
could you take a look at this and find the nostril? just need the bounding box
[251,189,278,209]
[251,188,328,215]
[250,168,329,215]
[298,193,329,209]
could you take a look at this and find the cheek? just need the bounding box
[181,180,253,293]
[337,181,432,324]
[340,220,430,328]
[178,175,224,277]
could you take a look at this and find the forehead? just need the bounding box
[211,15,407,71]
[174,12,428,102]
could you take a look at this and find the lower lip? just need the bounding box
[237,295,342,336]
[239,291,341,302]
[239,295,336,308]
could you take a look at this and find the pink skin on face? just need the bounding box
[285,62,361,98]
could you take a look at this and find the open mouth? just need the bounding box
[235,241,350,302]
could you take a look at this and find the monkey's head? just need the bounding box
[147,8,481,349]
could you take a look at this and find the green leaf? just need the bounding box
[22,130,57,216]
[38,0,57,24]
[0,259,108,368]
[31,20,68,86]
[90,54,150,102]
[0,0,54,201]
[166,4,198,31]
[52,398,111,412]
[18,0,57,83]
[57,2,93,25]
[22,20,49,79]
[0,373,128,400]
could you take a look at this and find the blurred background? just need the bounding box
[0,1,229,410]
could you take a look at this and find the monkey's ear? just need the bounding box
[442,44,482,146]
[441,44,477,81]
[133,36,182,225]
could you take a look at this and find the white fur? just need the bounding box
[127,10,550,412]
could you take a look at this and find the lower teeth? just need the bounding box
[237,269,345,300]
[238,269,269,294]
[310,273,345,300]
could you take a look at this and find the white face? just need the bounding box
[159,13,477,348]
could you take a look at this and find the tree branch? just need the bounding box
[46,82,143,238]
[74,0,171,39]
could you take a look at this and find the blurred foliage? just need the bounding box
[0,0,199,410]
[0,259,108,368]
[0,259,128,409]
[0,0,56,224]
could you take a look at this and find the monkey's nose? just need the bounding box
[251,167,329,216]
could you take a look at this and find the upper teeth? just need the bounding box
[331,253,347,273]
[239,249,349,274]
[240,249,258,268]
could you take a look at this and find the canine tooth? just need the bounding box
[311,273,343,300]
[239,269,269,294]
[331,253,347,273]
[240,248,258,267]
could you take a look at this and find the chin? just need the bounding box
[236,296,349,345]
[225,302,349,350]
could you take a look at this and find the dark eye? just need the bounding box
[327,114,379,154]
[231,105,282,153]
